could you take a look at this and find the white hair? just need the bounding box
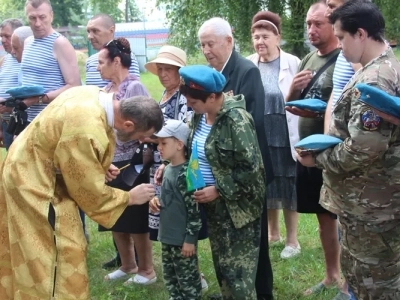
[13,26,33,45]
[198,17,233,40]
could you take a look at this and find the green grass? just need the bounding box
[87,213,340,300]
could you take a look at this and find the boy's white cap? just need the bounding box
[154,119,190,146]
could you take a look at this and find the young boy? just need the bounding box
[149,119,202,300]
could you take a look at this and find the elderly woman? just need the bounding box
[97,37,156,285]
[144,45,209,290]
[179,65,265,299]
[247,11,301,259]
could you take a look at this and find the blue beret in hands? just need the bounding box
[285,99,327,113]
[355,83,400,119]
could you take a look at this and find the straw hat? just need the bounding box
[145,45,187,75]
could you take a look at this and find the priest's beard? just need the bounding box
[115,129,137,142]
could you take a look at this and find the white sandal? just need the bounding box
[104,269,131,281]
[124,274,157,286]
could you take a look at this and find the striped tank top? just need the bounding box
[192,114,215,185]
[21,31,65,122]
[0,54,20,121]
[331,51,355,112]
[85,52,140,87]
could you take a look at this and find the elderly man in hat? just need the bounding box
[197,17,274,300]
[0,85,164,299]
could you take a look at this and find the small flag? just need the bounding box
[186,141,206,192]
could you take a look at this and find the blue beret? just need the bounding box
[355,83,400,119]
[285,99,327,113]
[6,85,45,98]
[295,134,342,154]
[179,65,226,93]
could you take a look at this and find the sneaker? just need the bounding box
[102,257,122,270]
[201,273,208,292]
[280,244,301,259]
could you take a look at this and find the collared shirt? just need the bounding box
[216,51,232,73]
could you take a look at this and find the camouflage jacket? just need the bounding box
[188,94,265,229]
[316,48,400,222]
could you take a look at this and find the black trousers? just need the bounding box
[255,200,274,300]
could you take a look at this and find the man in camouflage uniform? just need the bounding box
[297,1,400,298]
[179,65,265,300]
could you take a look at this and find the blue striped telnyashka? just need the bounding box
[192,114,215,186]
[331,51,355,112]
[0,54,20,121]
[21,32,66,122]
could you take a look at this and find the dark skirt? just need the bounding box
[296,161,332,215]
[98,159,150,234]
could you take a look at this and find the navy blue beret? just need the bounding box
[355,83,400,119]
[179,65,226,93]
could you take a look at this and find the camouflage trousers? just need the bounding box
[339,216,400,299]
[204,202,261,300]
[161,243,202,300]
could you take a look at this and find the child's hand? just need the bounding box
[154,164,165,186]
[149,197,161,213]
[181,242,195,257]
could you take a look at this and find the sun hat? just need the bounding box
[145,45,187,75]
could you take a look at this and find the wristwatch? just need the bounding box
[38,94,47,104]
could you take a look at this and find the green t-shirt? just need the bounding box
[297,48,340,139]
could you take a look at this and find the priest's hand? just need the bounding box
[128,183,155,205]
[193,186,219,203]
[285,106,321,118]
[105,164,119,182]
[154,164,165,186]
[149,197,161,213]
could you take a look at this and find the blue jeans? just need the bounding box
[1,120,14,150]
[338,225,357,300]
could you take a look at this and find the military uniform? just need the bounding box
[316,48,400,298]
[188,94,265,299]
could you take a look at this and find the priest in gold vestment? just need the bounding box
[0,86,163,299]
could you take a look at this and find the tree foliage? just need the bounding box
[157,0,400,58]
